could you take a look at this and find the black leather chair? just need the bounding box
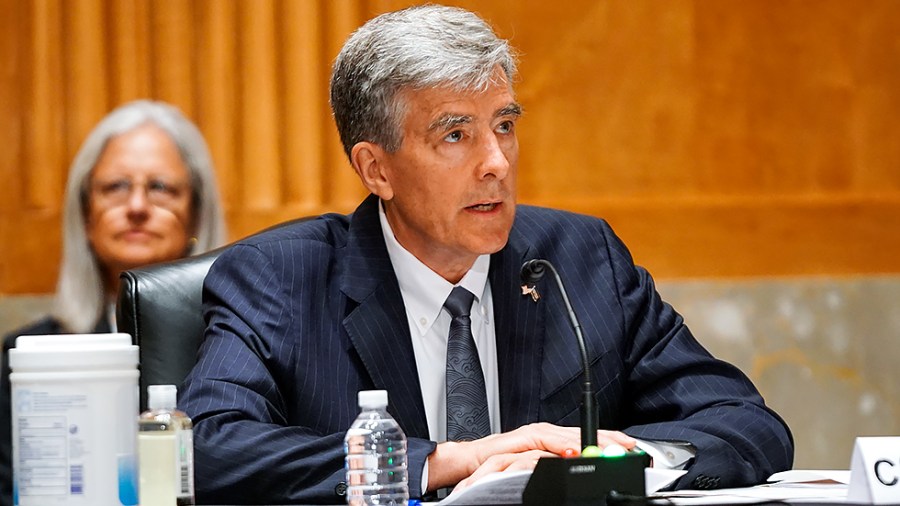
[117,247,223,411]
[116,217,313,411]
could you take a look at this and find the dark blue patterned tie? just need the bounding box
[444,286,490,441]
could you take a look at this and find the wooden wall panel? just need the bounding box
[65,0,109,157]
[2,0,900,295]
[325,0,369,210]
[152,1,194,112]
[196,0,238,211]
[283,0,326,209]
[0,0,23,291]
[25,0,65,210]
[240,1,280,212]
[109,0,151,102]
[4,0,64,293]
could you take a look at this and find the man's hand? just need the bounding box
[426,423,637,492]
[452,449,554,492]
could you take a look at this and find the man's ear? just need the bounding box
[351,141,394,200]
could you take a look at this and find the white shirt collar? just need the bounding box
[378,200,490,336]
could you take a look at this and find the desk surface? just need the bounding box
[206,470,858,505]
[205,485,854,506]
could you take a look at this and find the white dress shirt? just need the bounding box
[378,202,502,442]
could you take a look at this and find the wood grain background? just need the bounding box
[2,0,898,294]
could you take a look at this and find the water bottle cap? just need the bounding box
[358,389,388,409]
[148,384,178,410]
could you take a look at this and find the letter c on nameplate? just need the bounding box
[874,459,898,487]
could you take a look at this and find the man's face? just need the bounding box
[374,69,521,282]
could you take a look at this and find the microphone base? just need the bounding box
[522,452,651,506]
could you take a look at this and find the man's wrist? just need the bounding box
[426,441,473,492]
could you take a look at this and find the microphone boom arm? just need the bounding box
[522,259,598,449]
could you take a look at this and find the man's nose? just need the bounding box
[477,133,511,180]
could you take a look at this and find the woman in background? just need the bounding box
[0,99,227,506]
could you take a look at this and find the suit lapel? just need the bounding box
[491,226,545,431]
[338,196,547,437]
[339,195,429,439]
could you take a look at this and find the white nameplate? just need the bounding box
[847,436,900,503]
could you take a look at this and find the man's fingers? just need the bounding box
[438,426,641,493]
[453,449,555,492]
[505,422,581,455]
[596,429,637,450]
[476,424,641,459]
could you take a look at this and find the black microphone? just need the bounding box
[520,259,650,506]
[520,259,597,448]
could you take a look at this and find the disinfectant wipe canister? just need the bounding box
[9,333,140,506]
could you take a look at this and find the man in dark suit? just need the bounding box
[180,5,793,504]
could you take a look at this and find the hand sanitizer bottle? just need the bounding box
[138,385,195,506]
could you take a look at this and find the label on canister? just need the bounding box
[9,333,140,506]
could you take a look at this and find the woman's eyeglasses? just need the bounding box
[91,178,189,209]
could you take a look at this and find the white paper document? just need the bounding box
[427,467,686,505]
[655,469,850,505]
[432,469,532,506]
[768,469,851,485]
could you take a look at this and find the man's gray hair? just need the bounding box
[330,4,517,159]
[55,99,227,333]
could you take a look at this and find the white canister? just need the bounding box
[9,333,140,506]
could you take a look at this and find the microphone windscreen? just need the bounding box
[520,259,545,287]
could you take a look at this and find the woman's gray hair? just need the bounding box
[330,4,517,159]
[54,99,227,333]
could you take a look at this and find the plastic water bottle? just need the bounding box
[344,390,409,505]
[138,385,195,506]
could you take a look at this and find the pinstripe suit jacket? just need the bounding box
[181,194,793,504]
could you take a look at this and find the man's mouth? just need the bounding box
[468,202,499,212]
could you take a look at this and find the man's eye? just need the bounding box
[496,120,514,134]
[444,131,464,143]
